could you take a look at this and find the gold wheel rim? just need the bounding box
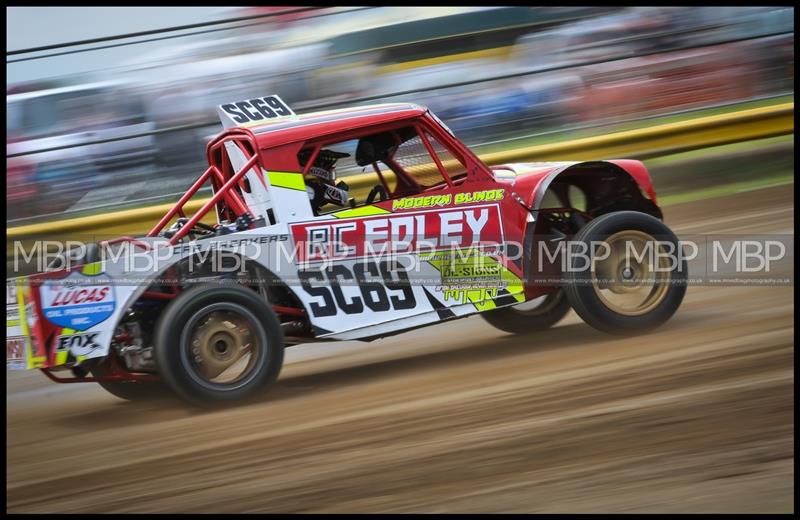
[189,309,257,384]
[591,230,671,316]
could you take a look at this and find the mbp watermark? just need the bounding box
[712,239,786,273]
[7,233,794,287]
[536,238,699,273]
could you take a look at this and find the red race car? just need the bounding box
[7,95,687,405]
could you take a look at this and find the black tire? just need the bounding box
[563,211,687,335]
[91,362,168,402]
[481,289,571,334]
[154,284,284,406]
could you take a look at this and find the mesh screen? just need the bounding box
[393,135,446,188]
[425,133,468,182]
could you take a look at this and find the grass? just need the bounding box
[645,133,794,205]
[647,135,794,166]
[649,135,793,195]
[659,173,794,206]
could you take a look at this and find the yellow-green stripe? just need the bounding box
[81,262,102,275]
[332,206,391,218]
[267,171,306,191]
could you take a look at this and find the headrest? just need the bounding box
[356,132,397,166]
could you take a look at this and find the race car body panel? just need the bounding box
[6,96,664,372]
[7,206,526,369]
[489,160,657,211]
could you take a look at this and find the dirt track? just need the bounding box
[6,185,794,513]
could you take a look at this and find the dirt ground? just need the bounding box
[5,185,794,513]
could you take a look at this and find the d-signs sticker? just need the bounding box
[40,272,116,331]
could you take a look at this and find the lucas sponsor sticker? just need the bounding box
[40,271,116,331]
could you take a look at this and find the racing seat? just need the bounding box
[356,134,395,204]
[355,131,421,199]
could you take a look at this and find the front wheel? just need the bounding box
[154,284,284,406]
[563,211,687,335]
[481,289,570,334]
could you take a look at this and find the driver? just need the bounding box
[298,148,352,213]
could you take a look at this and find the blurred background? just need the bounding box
[5,8,795,513]
[5,6,794,222]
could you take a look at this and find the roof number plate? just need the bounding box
[217,95,296,129]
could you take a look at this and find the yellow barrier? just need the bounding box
[480,102,795,164]
[7,102,794,246]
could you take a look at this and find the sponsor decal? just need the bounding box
[56,332,101,357]
[39,271,116,331]
[173,234,289,255]
[6,282,16,305]
[442,287,500,308]
[391,189,505,211]
[7,283,21,334]
[392,194,452,210]
[454,189,504,205]
[6,337,26,369]
[428,249,526,311]
[25,300,37,329]
[435,253,504,310]
[290,204,504,263]
[441,261,502,281]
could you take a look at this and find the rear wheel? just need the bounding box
[154,284,284,406]
[563,211,687,335]
[481,289,570,333]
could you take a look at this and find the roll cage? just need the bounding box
[296,118,483,206]
[147,128,260,245]
[147,109,494,244]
